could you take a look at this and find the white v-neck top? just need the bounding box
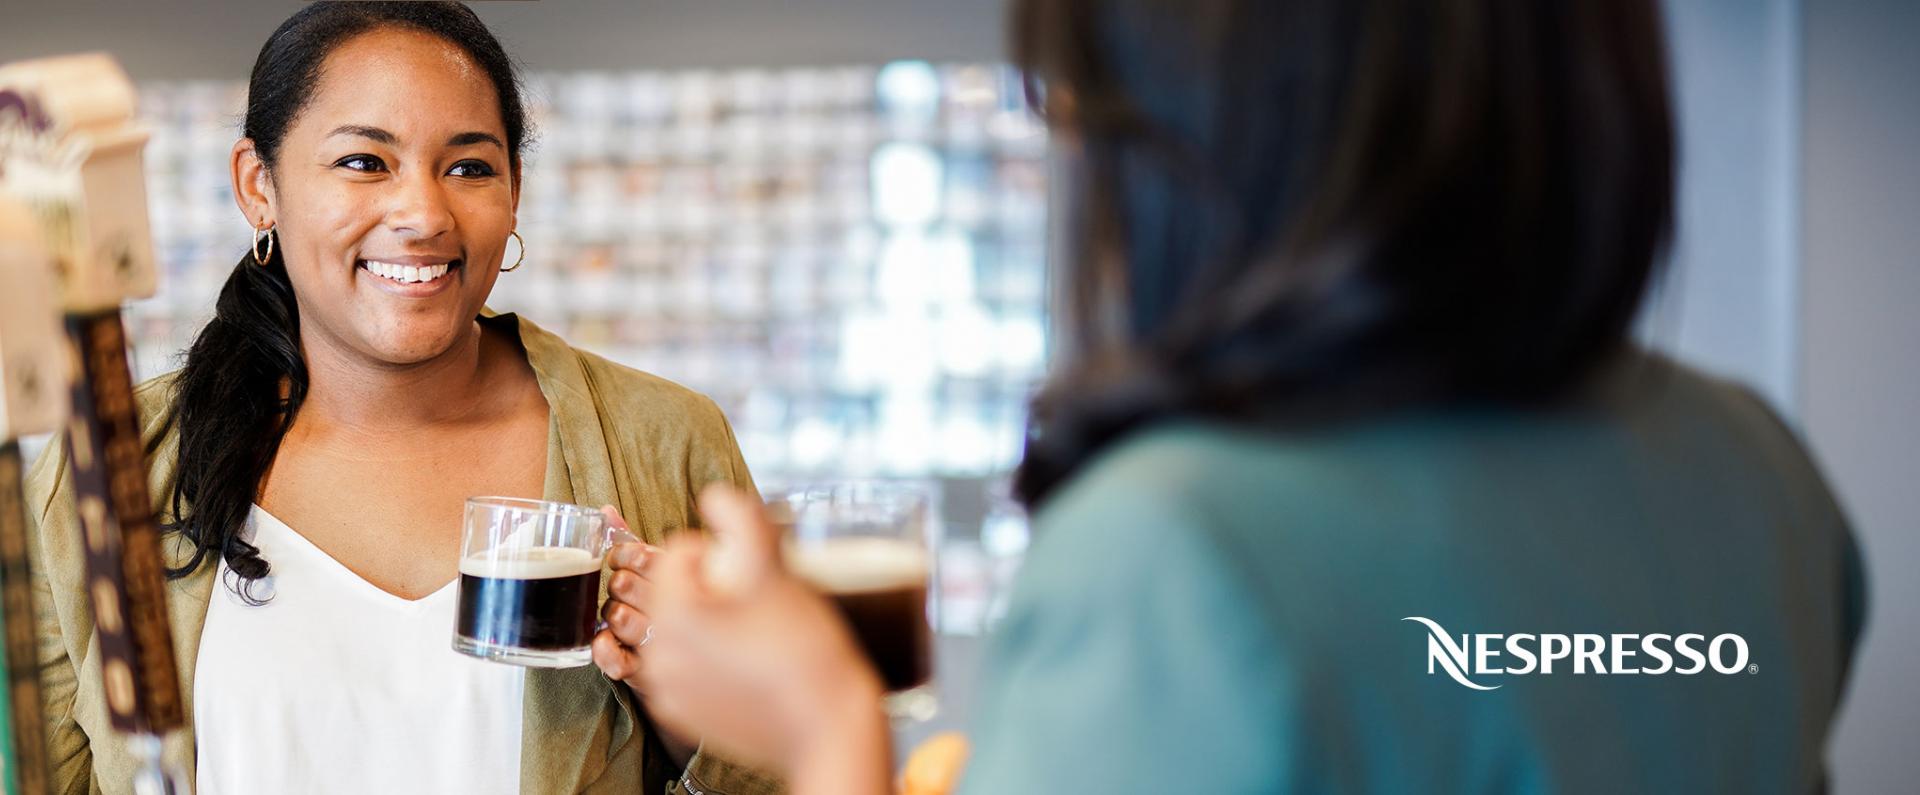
[194,506,525,794]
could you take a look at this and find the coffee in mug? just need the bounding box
[765,482,939,722]
[452,497,633,668]
[456,546,602,654]
[789,537,933,692]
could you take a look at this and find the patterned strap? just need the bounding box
[62,311,183,734]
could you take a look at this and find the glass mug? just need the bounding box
[453,497,636,668]
[764,482,938,722]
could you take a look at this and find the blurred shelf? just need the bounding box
[133,61,1050,483]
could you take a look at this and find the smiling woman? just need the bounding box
[232,24,518,369]
[21,3,776,795]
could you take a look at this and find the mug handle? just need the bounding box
[602,524,643,554]
[595,506,644,555]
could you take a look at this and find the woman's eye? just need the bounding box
[335,155,387,173]
[449,160,496,178]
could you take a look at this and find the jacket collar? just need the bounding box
[498,311,639,792]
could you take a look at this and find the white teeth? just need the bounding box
[363,260,452,284]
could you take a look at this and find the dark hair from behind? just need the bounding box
[163,1,531,597]
[1008,0,1676,508]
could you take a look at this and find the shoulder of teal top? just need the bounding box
[1683,360,1870,704]
[965,349,1863,793]
[961,427,1296,793]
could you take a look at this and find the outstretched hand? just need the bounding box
[635,485,889,783]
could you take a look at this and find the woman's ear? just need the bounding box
[510,160,522,221]
[230,138,276,229]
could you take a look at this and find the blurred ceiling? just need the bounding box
[1,0,1010,79]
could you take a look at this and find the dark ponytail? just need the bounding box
[165,251,304,594]
[164,2,531,595]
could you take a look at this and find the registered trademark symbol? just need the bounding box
[1748,664,1759,674]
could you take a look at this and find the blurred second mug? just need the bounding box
[765,482,938,722]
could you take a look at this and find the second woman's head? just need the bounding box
[1010,0,1676,505]
[230,0,530,367]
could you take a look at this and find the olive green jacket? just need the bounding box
[24,312,781,795]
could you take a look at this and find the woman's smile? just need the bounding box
[357,255,465,297]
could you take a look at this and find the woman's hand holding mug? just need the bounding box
[590,506,702,768]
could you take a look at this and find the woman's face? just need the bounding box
[232,27,517,367]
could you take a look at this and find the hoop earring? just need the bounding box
[500,230,526,272]
[252,226,275,266]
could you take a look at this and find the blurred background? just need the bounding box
[3,0,1914,789]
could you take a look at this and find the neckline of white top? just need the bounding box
[247,504,458,610]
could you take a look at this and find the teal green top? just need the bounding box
[961,352,1864,794]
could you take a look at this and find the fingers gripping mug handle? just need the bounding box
[594,522,644,636]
